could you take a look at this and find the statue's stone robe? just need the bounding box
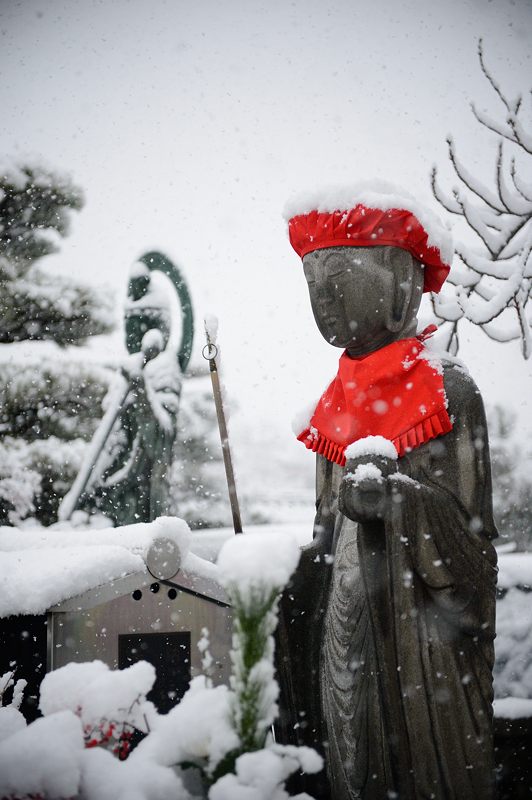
[276,362,498,800]
[90,350,182,524]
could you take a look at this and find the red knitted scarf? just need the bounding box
[297,331,452,465]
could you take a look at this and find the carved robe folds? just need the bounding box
[276,363,498,800]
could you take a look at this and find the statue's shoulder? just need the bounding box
[440,357,486,425]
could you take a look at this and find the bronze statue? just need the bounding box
[276,186,498,800]
[59,252,194,526]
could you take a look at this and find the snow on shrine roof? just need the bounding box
[0,516,220,617]
[283,180,453,265]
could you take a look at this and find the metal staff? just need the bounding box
[202,325,243,534]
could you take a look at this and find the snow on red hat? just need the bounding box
[284,181,452,294]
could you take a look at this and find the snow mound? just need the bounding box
[40,660,156,728]
[493,697,532,720]
[0,710,84,798]
[283,179,453,264]
[497,552,532,589]
[346,463,383,483]
[81,746,183,800]
[133,675,238,773]
[345,435,398,461]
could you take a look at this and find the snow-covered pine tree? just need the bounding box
[0,163,115,525]
[431,40,532,358]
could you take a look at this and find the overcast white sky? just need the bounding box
[1,0,531,499]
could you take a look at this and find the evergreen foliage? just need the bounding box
[0,163,83,275]
[0,162,115,525]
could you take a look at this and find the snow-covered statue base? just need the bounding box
[276,183,498,800]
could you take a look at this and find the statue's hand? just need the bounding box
[339,455,398,522]
[122,370,147,407]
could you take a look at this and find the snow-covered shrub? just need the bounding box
[217,533,301,758]
[0,439,41,524]
[39,660,157,760]
[0,160,115,527]
[488,405,532,550]
[1,268,114,345]
[0,669,27,743]
[0,435,88,526]
[494,554,532,701]
[0,360,112,443]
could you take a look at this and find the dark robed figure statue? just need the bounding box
[276,184,498,800]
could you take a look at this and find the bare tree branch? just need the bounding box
[514,295,531,358]
[431,40,532,359]
[430,165,462,214]
[448,137,506,213]
[477,39,511,113]
[510,157,532,202]
[471,103,519,145]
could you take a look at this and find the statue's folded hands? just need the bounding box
[339,453,398,522]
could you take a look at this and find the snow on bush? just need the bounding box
[209,745,322,800]
[132,675,239,778]
[81,745,184,800]
[40,660,156,731]
[0,710,84,799]
[217,533,301,762]
[0,438,41,524]
[0,670,27,744]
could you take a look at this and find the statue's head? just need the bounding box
[285,182,452,357]
[125,262,172,355]
[128,262,151,302]
[302,245,424,356]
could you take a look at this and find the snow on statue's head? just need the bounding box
[125,261,172,355]
[284,181,452,357]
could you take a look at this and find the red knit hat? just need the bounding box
[285,183,452,294]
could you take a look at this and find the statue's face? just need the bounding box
[302,246,422,356]
[128,274,151,302]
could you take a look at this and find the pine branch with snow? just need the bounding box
[0,267,115,345]
[0,163,83,277]
[431,39,532,358]
[216,533,302,772]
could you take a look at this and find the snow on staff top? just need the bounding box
[284,180,453,294]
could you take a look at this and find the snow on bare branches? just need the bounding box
[431,39,532,358]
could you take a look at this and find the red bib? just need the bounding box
[297,332,452,465]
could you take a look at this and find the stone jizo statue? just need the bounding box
[276,184,498,800]
[59,252,194,525]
